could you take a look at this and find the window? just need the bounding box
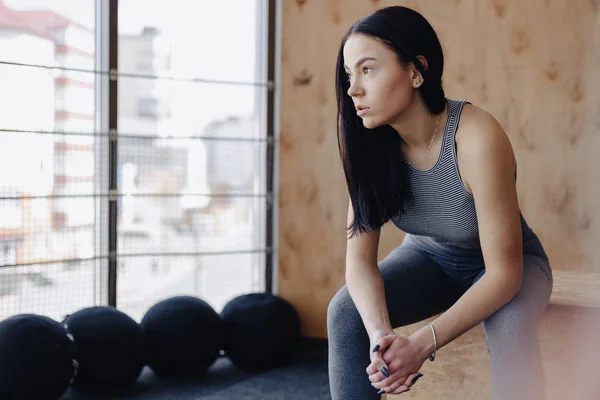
[0,0,274,323]
[136,97,159,118]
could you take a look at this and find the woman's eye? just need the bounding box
[363,67,373,74]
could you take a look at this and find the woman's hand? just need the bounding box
[367,330,396,392]
[367,332,427,395]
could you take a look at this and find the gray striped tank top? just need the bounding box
[392,98,539,251]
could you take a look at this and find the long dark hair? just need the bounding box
[336,6,446,237]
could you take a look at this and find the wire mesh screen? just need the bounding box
[0,0,271,323]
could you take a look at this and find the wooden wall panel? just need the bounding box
[278,0,600,338]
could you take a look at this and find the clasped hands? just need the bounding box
[367,331,427,396]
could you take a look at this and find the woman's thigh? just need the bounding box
[378,242,463,328]
[327,240,462,335]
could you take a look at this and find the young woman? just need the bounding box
[327,6,553,400]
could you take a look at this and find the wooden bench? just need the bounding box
[549,270,600,308]
[385,269,600,400]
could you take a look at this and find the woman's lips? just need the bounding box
[356,107,370,117]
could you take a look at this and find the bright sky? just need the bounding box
[5,0,263,131]
[6,0,260,79]
[117,0,260,82]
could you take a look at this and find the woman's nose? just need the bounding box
[347,80,363,97]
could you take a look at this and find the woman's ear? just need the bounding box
[415,55,429,71]
[411,55,429,88]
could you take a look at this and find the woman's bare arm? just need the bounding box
[410,105,524,359]
[345,202,393,339]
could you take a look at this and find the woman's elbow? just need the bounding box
[487,266,523,299]
[503,267,523,299]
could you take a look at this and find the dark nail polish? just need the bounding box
[372,344,380,352]
[370,383,375,387]
[411,373,423,384]
[377,389,386,395]
[380,367,389,377]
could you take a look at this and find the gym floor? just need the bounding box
[62,338,331,400]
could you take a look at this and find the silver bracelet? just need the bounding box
[428,322,437,362]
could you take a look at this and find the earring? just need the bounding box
[415,77,423,87]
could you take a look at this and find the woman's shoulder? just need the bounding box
[454,101,511,156]
[453,101,516,186]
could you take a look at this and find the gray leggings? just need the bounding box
[327,234,553,400]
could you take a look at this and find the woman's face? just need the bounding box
[343,33,418,129]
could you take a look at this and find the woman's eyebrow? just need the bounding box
[344,57,378,69]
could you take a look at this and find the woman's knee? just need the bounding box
[484,255,552,337]
[483,311,537,351]
[327,286,362,333]
[482,292,546,353]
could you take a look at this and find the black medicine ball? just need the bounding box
[140,296,223,377]
[0,314,77,400]
[63,306,145,390]
[221,293,301,371]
